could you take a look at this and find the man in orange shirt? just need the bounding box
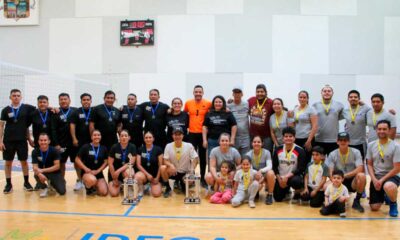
[184,85,211,187]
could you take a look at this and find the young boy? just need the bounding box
[320,169,350,217]
[301,146,329,207]
[231,156,260,208]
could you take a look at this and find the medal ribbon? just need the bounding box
[349,105,359,123]
[321,99,331,114]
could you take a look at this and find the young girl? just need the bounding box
[231,157,260,208]
[210,161,233,204]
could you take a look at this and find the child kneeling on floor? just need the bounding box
[320,169,350,217]
[210,161,234,204]
[301,146,329,207]
[232,156,260,208]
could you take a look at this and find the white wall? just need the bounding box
[0,0,400,124]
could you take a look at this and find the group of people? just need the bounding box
[0,84,399,218]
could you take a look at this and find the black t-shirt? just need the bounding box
[109,143,137,170]
[31,146,61,172]
[1,104,35,142]
[166,111,189,142]
[138,145,163,177]
[91,104,120,146]
[203,111,237,139]
[120,105,143,144]
[77,143,108,170]
[70,107,92,146]
[51,107,77,147]
[139,101,169,140]
[30,109,54,146]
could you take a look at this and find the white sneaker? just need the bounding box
[74,181,83,191]
[249,200,256,208]
[40,188,49,198]
[340,212,346,218]
[138,184,144,197]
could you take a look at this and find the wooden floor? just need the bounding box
[1,163,400,240]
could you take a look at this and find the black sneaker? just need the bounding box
[201,179,208,189]
[34,182,47,191]
[3,183,13,194]
[265,194,273,205]
[23,182,34,192]
[352,200,365,213]
[86,187,96,196]
[163,187,171,198]
[179,180,186,194]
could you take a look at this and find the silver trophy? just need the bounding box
[184,172,201,204]
[122,162,139,205]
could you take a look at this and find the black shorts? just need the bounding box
[369,176,400,204]
[60,146,78,163]
[169,172,186,181]
[95,172,105,180]
[3,141,28,161]
[343,177,356,192]
[81,171,105,180]
[108,171,124,183]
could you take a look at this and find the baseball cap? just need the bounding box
[337,132,350,140]
[232,86,243,93]
[173,126,184,134]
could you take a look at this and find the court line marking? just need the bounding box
[1,209,399,221]
[123,205,136,216]
[122,196,142,216]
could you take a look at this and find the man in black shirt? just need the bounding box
[70,93,93,191]
[51,93,78,178]
[90,90,120,151]
[0,89,35,193]
[120,93,143,148]
[139,89,169,149]
[32,133,66,197]
[30,95,54,148]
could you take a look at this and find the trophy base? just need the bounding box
[184,197,201,204]
[122,198,139,205]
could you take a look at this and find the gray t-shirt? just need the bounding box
[342,105,370,145]
[305,161,329,189]
[234,169,257,191]
[312,100,344,143]
[325,147,363,174]
[245,149,272,173]
[227,101,249,140]
[325,184,349,204]
[210,146,241,171]
[366,109,397,142]
[293,105,317,139]
[269,111,294,145]
[366,140,400,178]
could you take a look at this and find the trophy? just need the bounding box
[122,162,139,205]
[184,172,201,204]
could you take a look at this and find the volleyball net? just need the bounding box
[0,61,112,109]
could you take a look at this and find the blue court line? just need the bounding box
[124,205,136,216]
[123,196,142,216]
[1,209,399,221]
